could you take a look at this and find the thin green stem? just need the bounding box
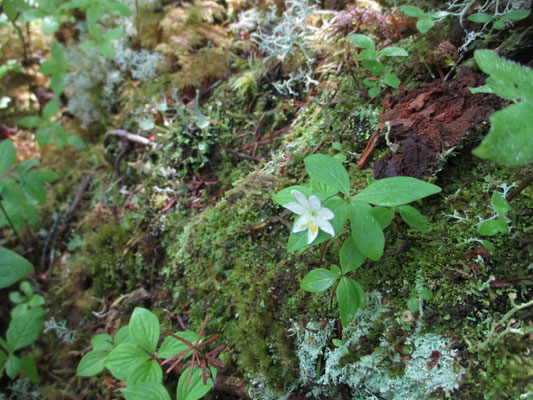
[0,198,24,244]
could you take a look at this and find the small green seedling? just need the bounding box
[477,191,511,236]
[9,281,45,318]
[348,34,408,98]
[400,5,449,34]
[468,9,530,31]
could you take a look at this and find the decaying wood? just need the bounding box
[106,129,159,147]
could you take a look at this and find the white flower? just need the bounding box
[283,189,335,244]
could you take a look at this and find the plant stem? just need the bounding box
[0,198,24,244]
[9,19,29,66]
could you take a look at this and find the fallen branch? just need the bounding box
[224,147,260,162]
[106,129,159,148]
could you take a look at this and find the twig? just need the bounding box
[506,174,533,203]
[357,130,380,169]
[310,139,324,155]
[106,129,159,147]
[224,147,260,162]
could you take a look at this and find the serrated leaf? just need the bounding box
[491,192,509,216]
[124,381,171,400]
[380,47,408,57]
[91,334,113,351]
[105,28,124,41]
[0,247,33,289]
[301,268,339,293]
[6,308,44,351]
[472,102,533,166]
[478,218,508,236]
[384,74,401,88]
[354,177,441,207]
[339,236,366,273]
[86,4,104,26]
[0,139,16,173]
[349,201,384,261]
[401,5,424,18]
[347,34,375,50]
[127,359,163,385]
[416,18,434,34]
[129,307,160,354]
[362,59,385,76]
[397,205,428,232]
[76,350,108,376]
[158,331,197,359]
[105,343,150,381]
[336,277,364,327]
[176,366,216,400]
[368,86,380,99]
[304,154,350,196]
[99,41,116,59]
[19,172,47,204]
[105,1,132,16]
[468,13,493,23]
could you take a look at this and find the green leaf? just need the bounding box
[50,73,66,96]
[42,15,60,35]
[129,307,160,354]
[105,28,124,41]
[310,179,338,198]
[19,354,40,383]
[43,98,60,120]
[19,171,47,204]
[304,154,350,196]
[99,41,116,59]
[349,201,384,261]
[176,366,216,400]
[91,334,113,351]
[300,268,339,292]
[368,86,380,99]
[347,34,375,50]
[105,343,150,381]
[419,288,432,301]
[76,350,108,376]
[363,78,378,88]
[478,218,508,236]
[339,236,366,273]
[359,49,377,60]
[468,13,493,23]
[491,192,510,217]
[501,10,530,21]
[354,176,441,207]
[20,8,47,21]
[31,169,58,183]
[9,291,25,304]
[407,298,419,313]
[401,5,424,18]
[369,206,394,230]
[28,294,45,307]
[383,74,401,89]
[336,277,364,327]
[6,308,44,351]
[67,134,86,149]
[18,116,43,128]
[114,325,133,346]
[380,47,408,57]
[123,382,171,400]
[0,247,33,289]
[471,50,533,102]
[362,60,385,76]
[492,20,506,30]
[20,280,33,296]
[6,354,21,379]
[127,359,163,385]
[79,40,97,51]
[3,0,19,20]
[416,18,434,34]
[432,11,449,19]
[397,205,428,232]
[472,101,533,166]
[287,197,349,252]
[0,139,16,173]
[105,1,132,16]
[158,331,197,359]
[273,186,314,206]
[86,4,104,26]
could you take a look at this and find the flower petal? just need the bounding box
[306,220,319,244]
[293,215,310,233]
[283,201,307,215]
[308,195,322,211]
[315,217,335,237]
[317,207,334,220]
[291,190,310,209]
